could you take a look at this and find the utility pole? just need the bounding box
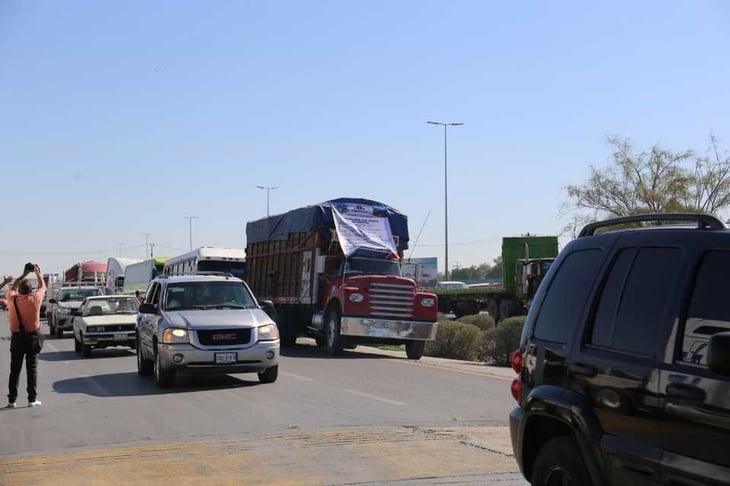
[141,233,152,259]
[256,185,279,217]
[183,216,198,251]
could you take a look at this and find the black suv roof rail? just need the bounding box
[578,213,726,238]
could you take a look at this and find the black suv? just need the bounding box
[509,213,730,486]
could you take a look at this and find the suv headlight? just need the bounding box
[258,323,279,341]
[162,328,189,344]
[58,307,71,315]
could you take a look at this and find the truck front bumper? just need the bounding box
[341,317,437,340]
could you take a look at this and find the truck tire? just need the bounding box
[136,335,153,376]
[405,341,425,360]
[277,309,298,347]
[325,306,344,356]
[499,299,514,321]
[485,299,498,320]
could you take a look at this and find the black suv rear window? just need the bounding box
[590,247,681,356]
[533,249,604,343]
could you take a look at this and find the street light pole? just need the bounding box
[183,216,198,250]
[427,120,464,281]
[256,185,279,217]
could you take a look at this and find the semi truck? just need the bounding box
[433,235,559,321]
[245,198,439,359]
[64,261,107,286]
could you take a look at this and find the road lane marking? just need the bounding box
[281,372,315,382]
[343,388,405,406]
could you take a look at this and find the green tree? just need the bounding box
[564,135,730,220]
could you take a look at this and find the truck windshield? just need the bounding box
[345,257,401,277]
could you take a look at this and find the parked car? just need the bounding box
[509,213,730,486]
[72,295,139,357]
[48,286,104,338]
[136,274,280,387]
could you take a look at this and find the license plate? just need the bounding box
[114,333,127,341]
[215,352,237,364]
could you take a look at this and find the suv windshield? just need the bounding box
[164,281,255,311]
[59,288,102,302]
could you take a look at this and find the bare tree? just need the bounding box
[564,135,730,220]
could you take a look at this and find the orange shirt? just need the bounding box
[7,288,45,333]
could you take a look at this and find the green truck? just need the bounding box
[433,235,559,320]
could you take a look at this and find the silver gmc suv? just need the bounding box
[135,274,280,387]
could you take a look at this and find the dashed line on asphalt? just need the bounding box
[343,388,405,406]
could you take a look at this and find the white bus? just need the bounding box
[163,246,246,280]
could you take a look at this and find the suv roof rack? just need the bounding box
[578,213,726,238]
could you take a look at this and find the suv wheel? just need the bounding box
[55,324,64,339]
[258,365,278,384]
[531,436,590,486]
[153,349,175,387]
[136,335,153,376]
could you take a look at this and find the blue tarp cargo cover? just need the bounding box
[245,198,410,252]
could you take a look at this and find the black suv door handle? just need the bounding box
[569,363,598,377]
[666,383,706,401]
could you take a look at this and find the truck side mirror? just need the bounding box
[708,331,730,375]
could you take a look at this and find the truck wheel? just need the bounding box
[499,300,513,321]
[136,335,153,376]
[325,307,344,356]
[405,341,425,360]
[486,299,498,320]
[154,349,175,387]
[258,365,278,384]
[530,436,590,486]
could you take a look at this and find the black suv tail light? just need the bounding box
[510,349,522,402]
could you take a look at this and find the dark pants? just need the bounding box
[8,332,40,403]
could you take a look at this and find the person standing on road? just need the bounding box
[6,264,46,408]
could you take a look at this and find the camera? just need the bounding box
[24,262,35,273]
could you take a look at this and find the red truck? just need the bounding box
[245,198,438,359]
[64,261,107,286]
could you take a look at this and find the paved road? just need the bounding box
[0,312,527,485]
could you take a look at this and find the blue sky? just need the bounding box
[1,1,729,277]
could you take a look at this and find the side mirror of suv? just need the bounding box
[138,303,157,314]
[708,331,730,375]
[259,300,274,313]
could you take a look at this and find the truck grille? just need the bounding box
[197,329,252,346]
[369,282,414,318]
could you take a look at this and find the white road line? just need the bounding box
[343,388,405,406]
[44,341,59,352]
[281,371,315,382]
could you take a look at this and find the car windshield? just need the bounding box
[164,281,255,311]
[83,297,139,316]
[59,289,102,301]
[344,257,401,277]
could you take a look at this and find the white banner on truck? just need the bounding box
[331,202,399,258]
